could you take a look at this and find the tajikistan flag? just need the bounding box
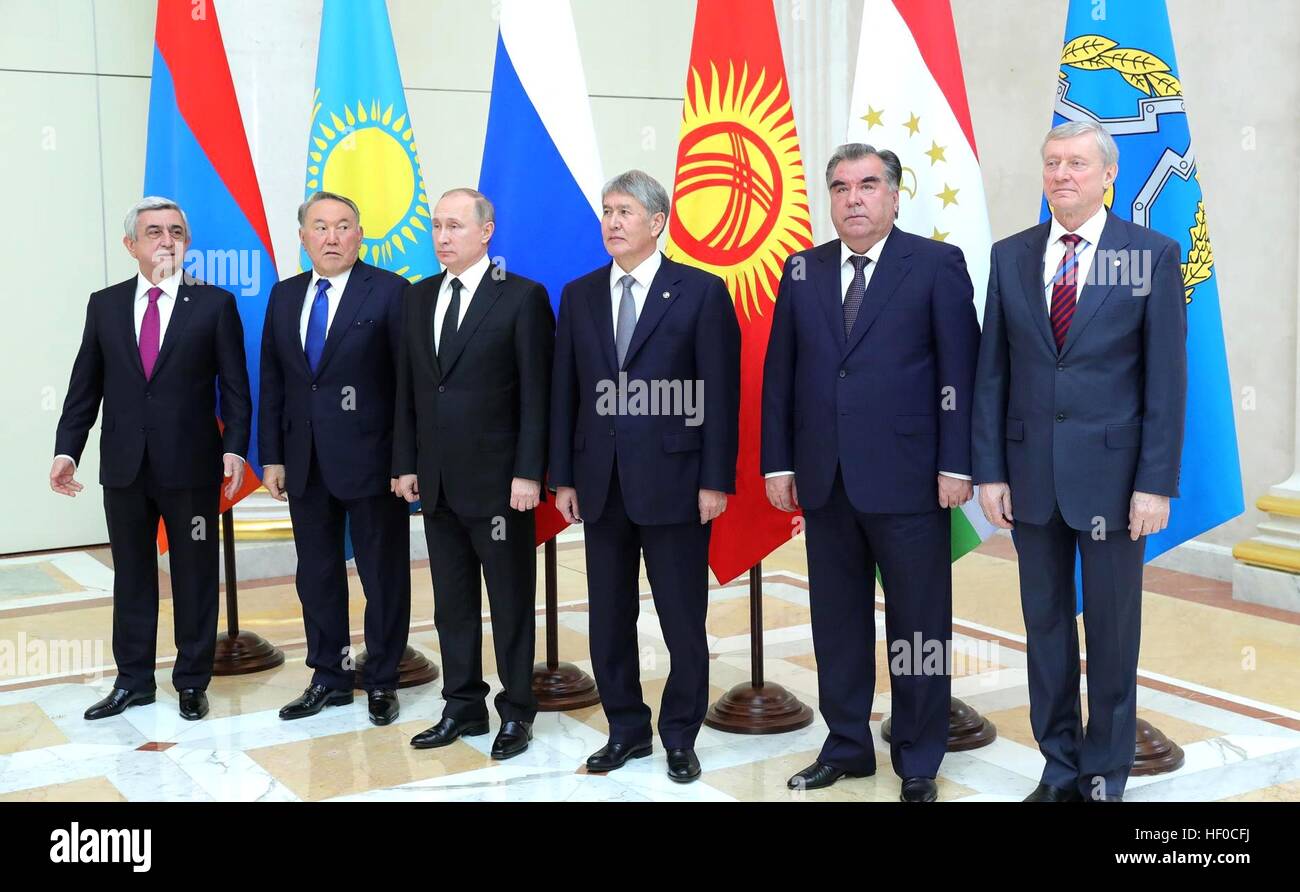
[847,0,995,559]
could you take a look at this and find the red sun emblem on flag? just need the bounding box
[667,62,812,320]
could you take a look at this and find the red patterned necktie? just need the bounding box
[1049,234,1083,352]
[140,286,162,379]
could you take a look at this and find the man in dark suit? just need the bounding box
[762,145,980,802]
[394,188,553,760]
[550,170,740,783]
[52,196,251,721]
[259,191,411,726]
[972,121,1187,802]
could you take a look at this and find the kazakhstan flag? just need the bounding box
[1046,0,1243,561]
[303,0,439,283]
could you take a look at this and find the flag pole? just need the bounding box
[532,538,601,710]
[212,506,284,675]
[704,562,813,734]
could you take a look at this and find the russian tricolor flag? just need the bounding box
[478,0,609,544]
[143,1,278,512]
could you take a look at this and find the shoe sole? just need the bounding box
[279,694,355,721]
[369,712,398,726]
[668,769,701,784]
[84,693,156,721]
[490,742,531,761]
[586,743,653,772]
[410,721,490,749]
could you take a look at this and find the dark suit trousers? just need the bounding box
[584,466,712,750]
[288,451,411,691]
[424,487,538,723]
[1011,506,1144,799]
[803,469,952,778]
[102,453,220,692]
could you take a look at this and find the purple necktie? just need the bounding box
[140,286,162,379]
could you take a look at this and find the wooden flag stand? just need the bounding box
[881,699,998,751]
[532,539,601,710]
[704,562,814,734]
[212,508,284,675]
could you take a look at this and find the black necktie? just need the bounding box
[843,254,871,339]
[439,277,463,358]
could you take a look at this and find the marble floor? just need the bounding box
[1,529,1298,802]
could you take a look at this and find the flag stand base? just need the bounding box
[881,697,998,751]
[351,646,439,690]
[212,509,285,676]
[532,540,601,711]
[1131,719,1184,775]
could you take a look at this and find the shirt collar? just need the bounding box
[443,252,492,297]
[308,262,356,298]
[1048,205,1108,249]
[840,229,891,268]
[135,268,183,301]
[610,250,663,291]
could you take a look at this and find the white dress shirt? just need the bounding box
[433,252,492,352]
[1042,204,1107,304]
[766,232,966,481]
[609,250,662,332]
[299,263,355,346]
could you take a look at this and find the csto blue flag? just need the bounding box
[303,0,440,284]
[1047,0,1243,567]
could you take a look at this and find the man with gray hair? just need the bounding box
[972,120,1187,801]
[550,170,740,782]
[259,190,413,726]
[52,196,252,721]
[762,144,980,800]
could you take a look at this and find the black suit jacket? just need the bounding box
[55,275,251,489]
[259,260,408,500]
[393,265,555,518]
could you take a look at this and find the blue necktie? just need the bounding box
[304,278,330,373]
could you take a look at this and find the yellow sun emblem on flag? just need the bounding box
[305,89,432,278]
[666,62,813,320]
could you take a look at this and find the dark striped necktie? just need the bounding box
[1049,233,1084,352]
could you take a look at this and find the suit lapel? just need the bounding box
[422,271,447,379]
[282,271,314,378]
[151,279,196,379]
[844,230,911,357]
[812,241,845,346]
[587,263,619,376]
[1060,212,1128,358]
[621,254,680,370]
[117,280,146,379]
[439,271,505,379]
[313,262,374,379]
[1017,222,1056,355]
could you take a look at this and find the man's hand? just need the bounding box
[699,489,727,525]
[395,474,420,504]
[1129,491,1170,541]
[555,486,581,524]
[263,464,288,501]
[938,475,973,509]
[978,482,1014,529]
[510,478,541,512]
[223,455,245,501]
[765,474,799,512]
[50,457,83,497]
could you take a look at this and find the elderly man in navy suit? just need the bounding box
[259,191,412,726]
[550,170,740,783]
[762,144,980,802]
[52,196,251,722]
[972,120,1187,802]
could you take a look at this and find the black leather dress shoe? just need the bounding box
[410,715,490,749]
[786,761,872,790]
[367,689,399,726]
[1024,782,1084,802]
[491,721,533,760]
[178,688,208,721]
[586,740,653,772]
[900,776,938,802]
[666,748,701,783]
[279,684,354,720]
[84,688,156,721]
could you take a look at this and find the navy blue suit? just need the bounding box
[972,212,1187,798]
[550,254,739,749]
[55,276,251,693]
[259,260,411,691]
[762,230,980,778]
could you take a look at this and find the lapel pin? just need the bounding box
[183,296,190,301]
[662,291,671,299]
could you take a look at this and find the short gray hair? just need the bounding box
[601,170,670,221]
[124,196,190,240]
[439,188,495,226]
[298,190,361,227]
[825,143,902,192]
[1042,120,1119,168]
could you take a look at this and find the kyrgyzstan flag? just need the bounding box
[665,0,814,584]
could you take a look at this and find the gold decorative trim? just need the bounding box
[1255,495,1300,518]
[1232,539,1300,574]
[232,518,295,542]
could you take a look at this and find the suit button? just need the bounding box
[145,392,151,399]
[139,427,146,432]
[608,428,615,436]
[1056,413,1065,422]
[306,421,312,428]
[1056,363,1064,371]
[839,370,847,378]
[311,384,318,391]
[438,385,446,393]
